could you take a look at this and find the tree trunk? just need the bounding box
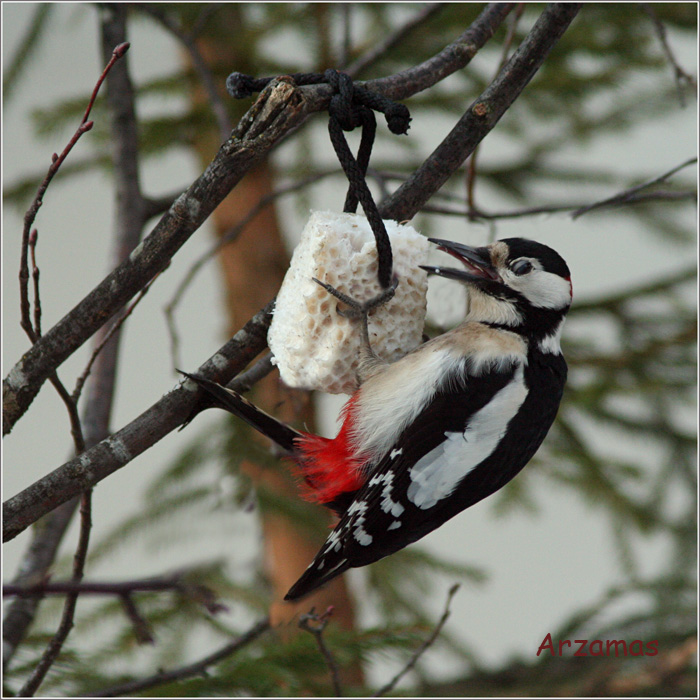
[185,11,363,685]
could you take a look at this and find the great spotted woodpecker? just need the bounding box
[183,237,572,601]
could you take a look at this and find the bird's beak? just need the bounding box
[419,238,500,284]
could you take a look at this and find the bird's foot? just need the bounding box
[312,276,399,321]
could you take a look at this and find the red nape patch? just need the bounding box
[566,275,573,298]
[291,395,367,504]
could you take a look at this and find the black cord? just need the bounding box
[227,69,411,291]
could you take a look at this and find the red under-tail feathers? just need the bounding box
[293,394,367,506]
[182,371,366,513]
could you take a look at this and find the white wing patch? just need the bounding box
[347,500,373,545]
[407,364,528,509]
[368,472,405,517]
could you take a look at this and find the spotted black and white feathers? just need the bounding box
[183,237,572,601]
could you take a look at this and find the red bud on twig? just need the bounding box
[114,42,130,58]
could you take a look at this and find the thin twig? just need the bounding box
[374,584,460,697]
[345,3,447,78]
[640,3,697,107]
[72,274,158,404]
[466,3,525,219]
[422,189,697,221]
[227,352,275,393]
[4,301,274,542]
[119,594,154,645]
[164,172,331,369]
[28,229,42,337]
[18,42,129,343]
[4,575,210,598]
[299,607,343,697]
[16,217,87,452]
[18,491,93,697]
[86,617,271,697]
[139,5,232,142]
[571,157,697,218]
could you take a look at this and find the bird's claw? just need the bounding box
[312,276,399,320]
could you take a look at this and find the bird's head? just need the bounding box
[421,237,572,337]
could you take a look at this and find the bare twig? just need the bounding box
[299,607,343,697]
[139,4,232,142]
[422,189,697,221]
[164,171,331,368]
[571,157,697,218]
[119,594,155,645]
[28,229,42,336]
[4,575,213,599]
[345,3,447,78]
[466,3,525,218]
[4,301,274,542]
[18,42,129,343]
[18,490,93,697]
[374,584,460,697]
[225,352,275,393]
[86,617,271,697]
[640,3,697,107]
[380,3,582,221]
[72,275,157,404]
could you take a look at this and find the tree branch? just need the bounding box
[640,3,697,107]
[18,491,93,697]
[299,607,343,696]
[4,302,273,542]
[344,3,448,78]
[379,3,582,221]
[3,77,304,436]
[3,4,513,436]
[3,8,147,670]
[571,156,697,218]
[4,574,226,613]
[85,618,270,697]
[374,584,460,697]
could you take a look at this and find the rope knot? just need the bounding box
[226,72,263,99]
[385,103,412,135]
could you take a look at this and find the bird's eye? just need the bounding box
[511,259,533,276]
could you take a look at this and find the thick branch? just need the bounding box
[3,303,273,542]
[3,4,513,435]
[3,78,304,436]
[380,3,583,220]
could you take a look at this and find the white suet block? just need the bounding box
[268,211,429,394]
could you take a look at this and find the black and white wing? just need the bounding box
[285,355,560,600]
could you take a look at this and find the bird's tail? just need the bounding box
[284,552,352,601]
[180,371,302,453]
